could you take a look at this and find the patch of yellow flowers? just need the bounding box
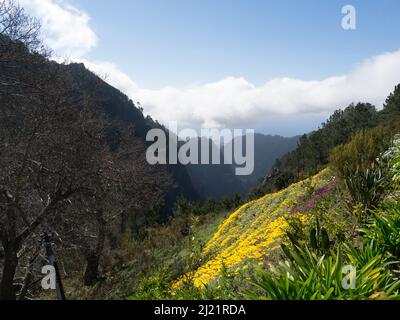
[173,168,330,288]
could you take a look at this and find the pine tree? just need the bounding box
[383,85,400,116]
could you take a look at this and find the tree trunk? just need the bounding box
[83,214,106,286]
[83,252,101,286]
[0,240,18,300]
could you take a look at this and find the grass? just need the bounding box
[61,210,229,300]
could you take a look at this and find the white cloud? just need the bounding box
[19,0,400,131]
[92,50,400,129]
[19,0,97,59]
[81,59,140,95]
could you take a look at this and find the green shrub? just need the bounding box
[128,269,174,300]
[388,134,400,184]
[330,126,394,179]
[330,126,395,210]
[248,242,400,300]
[362,204,400,258]
[343,164,389,211]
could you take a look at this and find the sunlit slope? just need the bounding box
[176,168,332,288]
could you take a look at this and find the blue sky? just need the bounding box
[20,0,400,136]
[76,0,400,87]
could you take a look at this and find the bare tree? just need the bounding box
[0,0,41,48]
[51,105,170,287]
[0,52,93,299]
[0,2,65,298]
[0,1,170,299]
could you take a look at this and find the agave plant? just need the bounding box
[390,138,400,184]
[362,205,400,258]
[248,241,400,300]
[309,216,331,253]
[344,164,389,213]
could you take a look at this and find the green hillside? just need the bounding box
[173,169,332,288]
[126,129,400,300]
